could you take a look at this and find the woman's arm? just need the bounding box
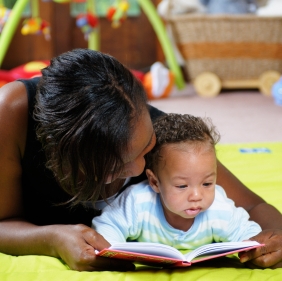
[0,219,132,271]
[217,160,282,268]
[217,160,282,229]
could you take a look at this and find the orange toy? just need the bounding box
[143,62,174,100]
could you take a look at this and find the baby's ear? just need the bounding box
[146,169,160,193]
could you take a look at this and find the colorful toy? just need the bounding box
[0,0,185,90]
[76,12,99,40]
[106,0,129,28]
[0,60,49,87]
[20,0,51,40]
[131,64,175,100]
[272,77,282,106]
[21,17,50,39]
[143,62,174,100]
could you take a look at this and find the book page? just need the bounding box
[110,242,186,260]
[184,241,261,262]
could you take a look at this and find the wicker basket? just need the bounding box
[166,13,282,97]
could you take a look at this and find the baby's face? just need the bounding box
[155,142,217,231]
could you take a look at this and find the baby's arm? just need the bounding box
[213,185,262,242]
[226,206,262,242]
[92,186,139,245]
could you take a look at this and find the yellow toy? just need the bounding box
[106,0,129,28]
[21,17,50,39]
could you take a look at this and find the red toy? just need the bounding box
[0,60,50,87]
[76,12,99,39]
[131,64,174,100]
[130,69,145,83]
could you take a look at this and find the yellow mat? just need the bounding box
[0,142,282,281]
[217,142,282,213]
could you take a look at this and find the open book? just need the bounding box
[97,241,263,267]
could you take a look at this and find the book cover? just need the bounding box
[97,241,263,267]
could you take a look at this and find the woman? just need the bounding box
[0,48,281,271]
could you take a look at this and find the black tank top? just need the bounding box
[19,78,165,226]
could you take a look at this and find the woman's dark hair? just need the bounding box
[145,113,220,172]
[34,48,148,205]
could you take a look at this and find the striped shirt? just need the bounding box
[92,181,261,249]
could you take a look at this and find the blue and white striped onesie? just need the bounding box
[92,180,261,249]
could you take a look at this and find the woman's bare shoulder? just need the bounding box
[0,81,28,157]
[0,80,27,105]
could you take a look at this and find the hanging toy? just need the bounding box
[21,0,51,40]
[106,0,129,28]
[76,12,99,40]
[0,6,11,33]
[21,17,51,40]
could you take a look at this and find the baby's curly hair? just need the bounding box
[145,113,220,172]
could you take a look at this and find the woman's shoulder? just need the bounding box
[0,80,27,103]
[0,80,29,158]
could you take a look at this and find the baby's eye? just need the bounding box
[176,185,187,189]
[203,182,213,187]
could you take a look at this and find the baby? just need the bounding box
[92,113,261,250]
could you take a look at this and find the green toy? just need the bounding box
[0,0,184,89]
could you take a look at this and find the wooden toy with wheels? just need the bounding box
[193,72,221,98]
[259,70,281,96]
[166,12,282,97]
[193,70,281,98]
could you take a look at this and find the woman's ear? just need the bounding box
[146,169,160,193]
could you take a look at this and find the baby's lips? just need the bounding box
[185,208,201,216]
